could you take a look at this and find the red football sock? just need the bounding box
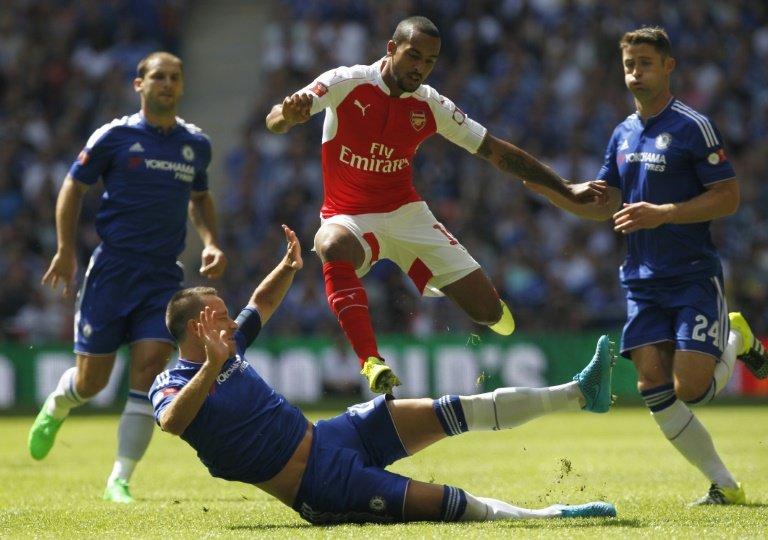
[323,261,379,366]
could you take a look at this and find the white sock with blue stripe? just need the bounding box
[46,366,88,420]
[434,382,582,434]
[460,491,561,520]
[109,390,155,483]
[642,385,737,490]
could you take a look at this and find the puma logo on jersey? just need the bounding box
[354,100,370,116]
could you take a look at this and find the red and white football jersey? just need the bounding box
[298,59,488,217]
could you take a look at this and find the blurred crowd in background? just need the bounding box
[2,0,768,348]
[0,0,188,343]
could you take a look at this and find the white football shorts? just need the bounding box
[316,201,480,297]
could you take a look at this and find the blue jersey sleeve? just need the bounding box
[192,135,211,192]
[597,130,621,188]
[234,306,262,349]
[69,122,123,185]
[149,369,188,425]
[687,121,736,186]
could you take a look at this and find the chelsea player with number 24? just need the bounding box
[528,26,768,506]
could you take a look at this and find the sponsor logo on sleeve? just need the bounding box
[151,387,178,407]
[310,81,328,97]
[707,148,728,165]
[77,149,89,165]
[451,106,466,126]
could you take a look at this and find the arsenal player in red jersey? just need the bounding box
[266,15,605,393]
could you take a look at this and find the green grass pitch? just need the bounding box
[2,405,766,539]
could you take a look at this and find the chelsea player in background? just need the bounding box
[527,26,768,506]
[28,51,227,503]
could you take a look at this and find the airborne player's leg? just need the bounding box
[316,201,517,395]
[314,219,400,394]
[383,202,515,336]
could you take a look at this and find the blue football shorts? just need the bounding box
[293,394,410,524]
[621,274,728,360]
[74,244,184,355]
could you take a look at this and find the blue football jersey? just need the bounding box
[597,98,736,284]
[149,307,308,483]
[70,113,211,259]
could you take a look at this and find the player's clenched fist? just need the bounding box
[281,93,312,124]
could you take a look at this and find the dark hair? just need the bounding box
[166,287,218,342]
[619,26,672,58]
[136,51,183,79]
[392,16,440,44]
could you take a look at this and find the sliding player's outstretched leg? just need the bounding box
[573,335,617,413]
[434,335,617,437]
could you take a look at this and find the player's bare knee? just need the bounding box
[314,235,343,260]
[315,233,362,265]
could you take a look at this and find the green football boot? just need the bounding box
[28,397,65,461]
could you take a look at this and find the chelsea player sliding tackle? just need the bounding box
[150,224,618,524]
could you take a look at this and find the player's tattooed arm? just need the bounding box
[476,135,567,192]
[476,135,602,203]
